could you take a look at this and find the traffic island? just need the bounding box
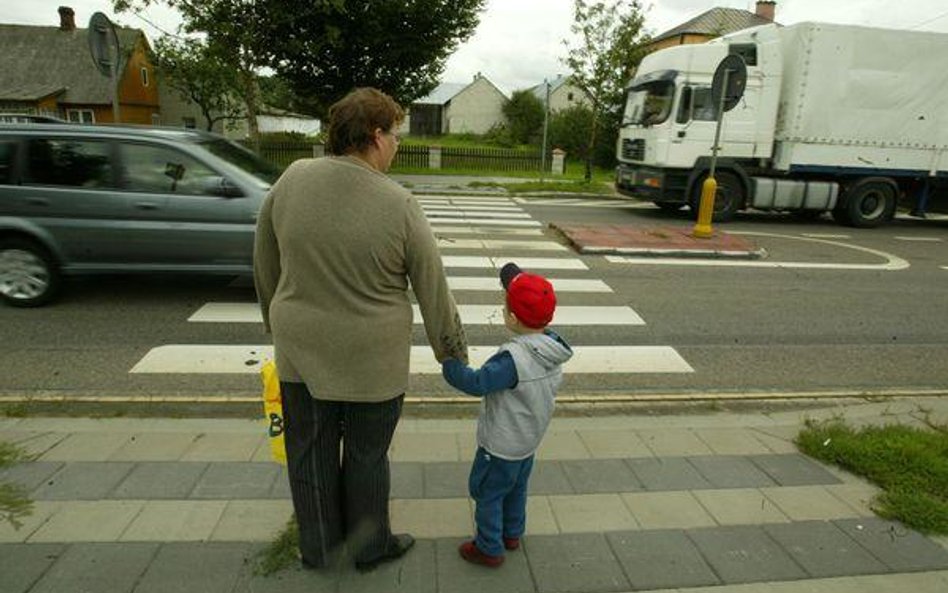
[551,223,766,259]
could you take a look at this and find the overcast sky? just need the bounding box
[6,1,948,94]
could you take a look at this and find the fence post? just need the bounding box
[429,145,442,170]
[551,149,566,175]
[313,143,325,158]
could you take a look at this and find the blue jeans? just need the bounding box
[468,447,535,556]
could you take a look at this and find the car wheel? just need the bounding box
[0,238,61,307]
[690,171,744,222]
[843,180,896,228]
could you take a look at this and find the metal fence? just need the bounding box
[245,141,315,170]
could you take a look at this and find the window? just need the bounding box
[0,140,16,185]
[567,92,574,102]
[66,109,95,124]
[675,86,716,123]
[200,138,280,186]
[182,117,197,129]
[121,142,221,196]
[151,113,161,126]
[141,67,149,87]
[623,81,675,126]
[24,139,113,187]
[729,44,758,67]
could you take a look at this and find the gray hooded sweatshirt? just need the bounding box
[477,332,573,460]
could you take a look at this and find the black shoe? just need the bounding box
[355,533,415,573]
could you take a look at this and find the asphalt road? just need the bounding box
[2,197,947,401]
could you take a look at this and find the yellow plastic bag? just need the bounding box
[260,360,287,465]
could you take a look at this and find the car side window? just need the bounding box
[24,138,113,188]
[121,142,220,196]
[0,140,16,185]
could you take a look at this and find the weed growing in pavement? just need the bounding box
[256,516,300,575]
[797,418,948,534]
[0,441,34,529]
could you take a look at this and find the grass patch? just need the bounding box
[796,419,948,534]
[496,180,614,195]
[0,440,34,529]
[256,516,299,575]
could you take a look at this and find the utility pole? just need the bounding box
[540,78,551,181]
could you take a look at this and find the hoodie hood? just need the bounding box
[511,330,573,370]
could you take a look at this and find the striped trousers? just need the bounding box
[280,381,403,567]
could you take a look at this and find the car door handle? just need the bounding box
[135,202,159,210]
[27,197,49,206]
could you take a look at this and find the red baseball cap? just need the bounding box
[499,262,556,329]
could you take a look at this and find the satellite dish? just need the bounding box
[88,12,120,78]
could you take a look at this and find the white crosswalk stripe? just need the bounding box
[188,303,644,325]
[131,345,693,374]
[436,238,569,252]
[129,196,695,380]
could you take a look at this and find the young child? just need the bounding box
[441,262,573,567]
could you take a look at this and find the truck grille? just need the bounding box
[622,138,645,161]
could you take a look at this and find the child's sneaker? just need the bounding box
[458,540,504,567]
[503,537,520,551]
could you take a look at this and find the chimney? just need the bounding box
[755,1,776,22]
[58,6,76,31]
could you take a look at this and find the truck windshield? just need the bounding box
[200,138,281,187]
[623,81,675,126]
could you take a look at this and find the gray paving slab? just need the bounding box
[749,454,843,486]
[626,457,712,491]
[687,525,808,584]
[560,459,643,493]
[424,462,470,498]
[0,462,63,492]
[190,462,281,499]
[269,467,291,499]
[30,462,134,500]
[28,542,158,593]
[687,455,778,489]
[134,542,252,593]
[833,517,948,572]
[337,539,437,593]
[528,461,575,495]
[435,537,534,593]
[110,462,208,499]
[606,529,720,590]
[391,462,424,499]
[526,533,630,593]
[763,520,888,577]
[234,566,338,593]
[0,543,66,593]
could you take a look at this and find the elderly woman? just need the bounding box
[254,87,467,572]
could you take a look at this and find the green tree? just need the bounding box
[113,0,283,144]
[502,90,545,145]
[562,0,649,180]
[261,0,486,119]
[154,37,243,131]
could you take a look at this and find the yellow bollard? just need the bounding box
[692,176,717,238]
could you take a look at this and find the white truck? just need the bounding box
[615,22,948,227]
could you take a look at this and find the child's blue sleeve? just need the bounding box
[441,351,518,397]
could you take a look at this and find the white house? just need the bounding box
[528,74,589,113]
[406,73,507,136]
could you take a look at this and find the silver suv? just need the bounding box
[0,123,280,306]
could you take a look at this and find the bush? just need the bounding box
[502,90,545,145]
[548,105,618,169]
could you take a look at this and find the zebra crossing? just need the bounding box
[129,195,694,379]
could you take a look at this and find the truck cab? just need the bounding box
[616,25,782,218]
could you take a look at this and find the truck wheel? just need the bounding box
[0,238,61,307]
[654,202,685,213]
[842,180,896,228]
[690,171,744,222]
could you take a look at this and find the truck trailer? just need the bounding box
[615,22,948,227]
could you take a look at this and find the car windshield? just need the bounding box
[623,81,675,126]
[201,138,281,186]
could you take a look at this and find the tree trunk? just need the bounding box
[585,110,599,183]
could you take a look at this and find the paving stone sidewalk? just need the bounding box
[2,396,948,593]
